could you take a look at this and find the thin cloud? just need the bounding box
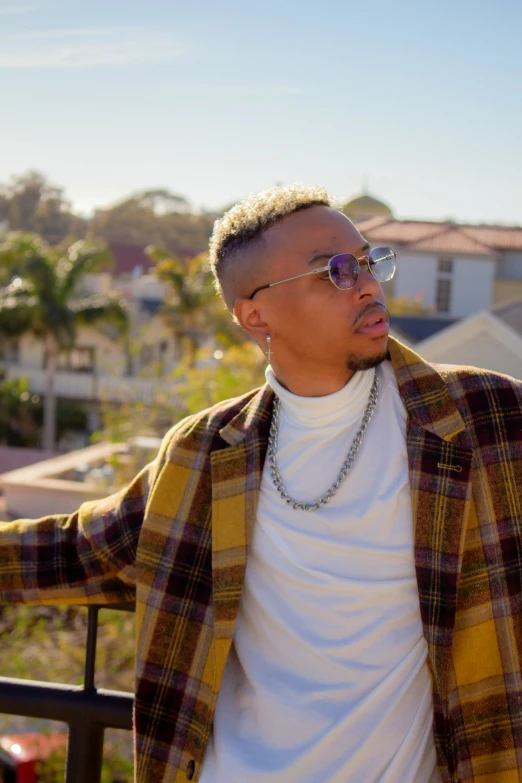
[0,26,185,69]
[0,2,43,13]
[14,27,135,40]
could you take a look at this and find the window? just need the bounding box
[438,257,454,274]
[436,278,452,313]
[0,339,19,364]
[56,347,96,373]
[140,343,154,367]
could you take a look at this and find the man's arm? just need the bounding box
[0,458,155,606]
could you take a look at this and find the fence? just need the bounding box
[0,604,134,783]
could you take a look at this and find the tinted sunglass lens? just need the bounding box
[369,247,396,281]
[329,254,358,289]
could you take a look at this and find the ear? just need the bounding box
[233,297,270,343]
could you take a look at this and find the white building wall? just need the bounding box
[393,252,437,308]
[497,252,522,280]
[393,251,494,317]
[451,257,495,317]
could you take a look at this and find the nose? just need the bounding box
[354,261,383,299]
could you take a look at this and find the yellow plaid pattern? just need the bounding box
[2,337,522,782]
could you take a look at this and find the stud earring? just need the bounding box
[266,334,272,363]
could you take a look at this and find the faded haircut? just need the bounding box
[209,183,334,306]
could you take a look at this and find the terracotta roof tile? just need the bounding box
[461,227,522,251]
[357,217,522,255]
[409,228,493,255]
[359,219,447,245]
[107,243,151,277]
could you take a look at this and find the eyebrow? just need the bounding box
[308,241,371,266]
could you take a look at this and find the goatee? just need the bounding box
[345,349,388,373]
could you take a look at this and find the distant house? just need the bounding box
[356,214,522,320]
[408,299,522,380]
[389,315,457,347]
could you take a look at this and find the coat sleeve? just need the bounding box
[0,456,158,606]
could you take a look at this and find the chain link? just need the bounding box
[268,368,380,511]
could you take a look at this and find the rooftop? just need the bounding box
[390,315,457,344]
[357,217,522,255]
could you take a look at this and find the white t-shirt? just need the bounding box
[200,360,440,782]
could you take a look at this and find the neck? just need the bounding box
[269,362,355,397]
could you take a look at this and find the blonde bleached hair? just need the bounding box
[209,183,335,304]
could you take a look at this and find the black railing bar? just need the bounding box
[84,606,98,690]
[66,723,104,783]
[0,678,133,730]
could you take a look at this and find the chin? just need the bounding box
[345,345,389,373]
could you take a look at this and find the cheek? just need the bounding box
[270,286,360,335]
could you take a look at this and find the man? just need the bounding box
[1,184,522,783]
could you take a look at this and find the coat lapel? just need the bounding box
[210,384,274,689]
[389,337,474,698]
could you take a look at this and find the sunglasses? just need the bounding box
[248,246,396,300]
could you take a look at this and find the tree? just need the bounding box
[0,233,128,450]
[0,171,85,243]
[89,189,217,256]
[147,248,245,364]
[146,248,217,363]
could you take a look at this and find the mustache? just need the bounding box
[352,302,389,329]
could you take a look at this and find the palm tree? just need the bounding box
[146,248,217,364]
[0,233,128,450]
[147,247,244,364]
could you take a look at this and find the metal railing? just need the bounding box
[0,604,134,783]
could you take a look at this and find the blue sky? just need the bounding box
[1,0,521,224]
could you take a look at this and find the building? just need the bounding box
[356,214,522,319]
[388,299,522,381]
[0,247,181,411]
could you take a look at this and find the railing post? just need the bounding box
[0,603,135,782]
[65,605,105,783]
[65,723,105,783]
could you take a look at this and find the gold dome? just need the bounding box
[341,193,393,221]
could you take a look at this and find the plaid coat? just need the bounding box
[2,336,522,782]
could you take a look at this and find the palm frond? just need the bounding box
[59,241,112,299]
[70,295,129,335]
[0,292,39,337]
[24,255,58,306]
[0,232,52,280]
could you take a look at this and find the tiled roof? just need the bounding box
[462,226,522,251]
[412,228,493,255]
[356,217,522,256]
[107,243,152,277]
[357,218,444,245]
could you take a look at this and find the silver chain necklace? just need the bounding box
[268,367,380,511]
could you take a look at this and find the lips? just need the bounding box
[355,306,389,336]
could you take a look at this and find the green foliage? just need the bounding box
[387,293,434,316]
[147,248,245,364]
[0,374,40,446]
[0,373,87,447]
[0,233,126,349]
[0,171,86,245]
[88,188,217,256]
[0,604,136,781]
[173,342,266,417]
[0,232,129,449]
